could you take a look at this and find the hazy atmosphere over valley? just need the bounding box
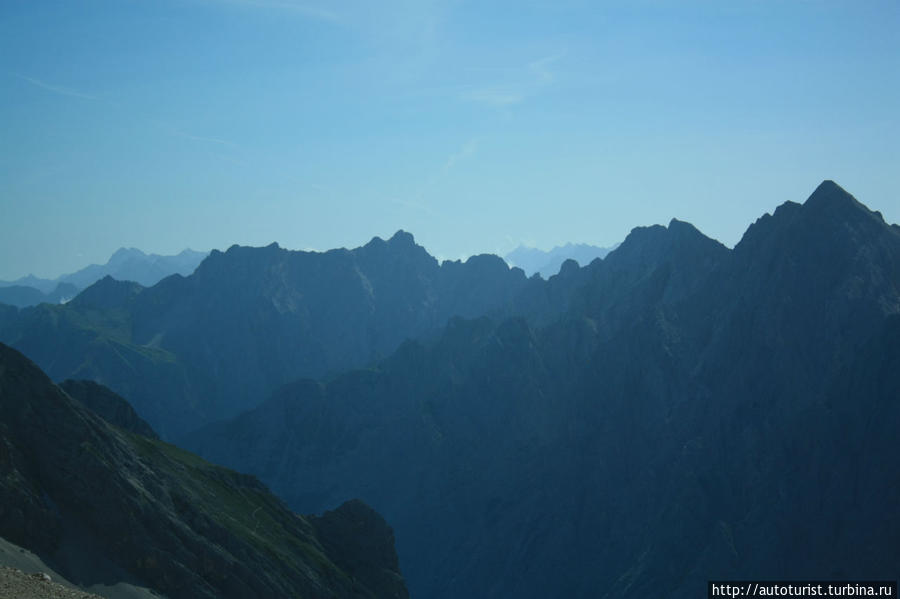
[1,2,899,599]
[2,1,899,280]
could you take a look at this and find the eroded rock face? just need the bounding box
[0,343,409,599]
[185,183,900,598]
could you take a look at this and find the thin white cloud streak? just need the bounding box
[443,138,479,171]
[17,75,98,100]
[396,137,480,219]
[528,51,566,85]
[15,73,237,150]
[169,128,238,148]
[460,87,524,107]
[460,50,567,108]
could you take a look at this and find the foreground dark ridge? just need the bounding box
[0,343,409,599]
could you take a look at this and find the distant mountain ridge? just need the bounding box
[0,247,208,307]
[505,242,618,277]
[0,232,536,438]
[0,282,79,309]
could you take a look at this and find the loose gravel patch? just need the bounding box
[0,566,104,599]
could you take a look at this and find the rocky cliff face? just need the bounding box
[186,182,900,598]
[0,343,408,599]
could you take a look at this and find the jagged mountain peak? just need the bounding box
[801,179,891,226]
[389,229,416,246]
[109,247,147,263]
[557,258,580,277]
[223,241,281,255]
[462,253,512,270]
[363,230,420,251]
[736,180,896,258]
[625,217,714,245]
[667,217,703,235]
[609,217,727,270]
[68,276,144,310]
[358,231,437,271]
[194,243,287,281]
[805,179,855,208]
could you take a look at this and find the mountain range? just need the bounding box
[505,242,617,278]
[0,234,543,438]
[0,248,208,308]
[1,181,898,598]
[0,281,80,310]
[184,181,900,597]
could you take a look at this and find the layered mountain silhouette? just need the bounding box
[0,232,534,438]
[182,182,900,597]
[0,248,207,307]
[505,241,617,277]
[2,181,898,598]
[0,282,79,309]
[0,343,409,599]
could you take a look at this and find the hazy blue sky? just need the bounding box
[2,0,898,280]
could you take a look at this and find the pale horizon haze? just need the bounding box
[1,0,898,280]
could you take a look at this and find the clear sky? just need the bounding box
[1,0,898,280]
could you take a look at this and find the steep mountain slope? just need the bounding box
[0,232,532,438]
[0,343,408,599]
[186,182,900,598]
[0,278,199,440]
[59,379,159,439]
